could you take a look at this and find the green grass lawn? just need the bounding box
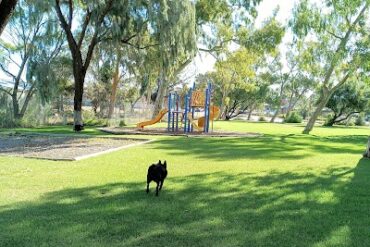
[0,122,369,246]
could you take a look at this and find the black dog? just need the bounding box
[146,160,168,196]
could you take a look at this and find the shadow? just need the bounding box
[1,161,369,246]
[149,134,366,161]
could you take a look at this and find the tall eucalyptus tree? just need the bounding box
[290,0,370,134]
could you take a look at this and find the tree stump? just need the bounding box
[363,136,370,158]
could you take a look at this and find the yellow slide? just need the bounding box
[188,106,220,131]
[187,113,203,131]
[137,109,168,129]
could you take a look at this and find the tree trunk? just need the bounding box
[60,94,67,125]
[108,51,121,119]
[247,109,253,120]
[0,0,18,35]
[12,95,21,119]
[270,103,281,123]
[11,53,29,120]
[152,71,168,118]
[363,136,370,158]
[302,93,329,134]
[20,84,35,116]
[73,72,85,131]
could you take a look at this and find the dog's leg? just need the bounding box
[159,180,164,190]
[155,182,159,196]
[146,177,151,193]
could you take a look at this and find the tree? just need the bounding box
[150,0,265,118]
[264,53,296,123]
[0,0,18,35]
[0,0,62,122]
[210,48,257,119]
[290,0,370,134]
[285,74,314,118]
[54,0,198,129]
[325,82,370,126]
[54,0,114,130]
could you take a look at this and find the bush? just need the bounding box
[258,116,266,122]
[82,109,107,127]
[324,114,334,126]
[119,120,126,127]
[355,114,366,126]
[285,111,303,123]
[84,118,107,127]
[0,109,15,128]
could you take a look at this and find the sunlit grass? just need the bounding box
[0,122,369,246]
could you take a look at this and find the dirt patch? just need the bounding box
[0,134,151,160]
[99,127,262,138]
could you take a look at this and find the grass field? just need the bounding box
[0,122,369,246]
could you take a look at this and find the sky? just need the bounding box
[187,0,299,81]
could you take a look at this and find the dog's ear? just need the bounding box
[158,160,162,165]
[163,160,167,168]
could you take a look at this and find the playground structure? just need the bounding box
[136,83,219,133]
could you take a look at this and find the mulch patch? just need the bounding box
[0,134,151,161]
[99,127,262,138]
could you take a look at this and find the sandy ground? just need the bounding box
[0,135,144,160]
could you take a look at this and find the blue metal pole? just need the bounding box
[167,93,172,132]
[204,88,209,133]
[206,83,212,132]
[187,90,192,133]
[184,93,188,133]
[176,93,179,132]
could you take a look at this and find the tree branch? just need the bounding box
[327,30,343,40]
[77,9,92,49]
[334,111,360,123]
[0,86,12,96]
[332,71,351,92]
[0,0,18,35]
[323,3,369,88]
[121,34,137,43]
[0,63,17,80]
[83,0,114,73]
[121,40,159,50]
[55,0,78,54]
[68,0,73,27]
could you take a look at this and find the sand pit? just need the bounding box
[0,134,152,161]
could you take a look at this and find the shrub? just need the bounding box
[355,114,366,126]
[0,109,15,128]
[285,111,303,123]
[119,120,126,127]
[84,118,107,127]
[258,116,266,122]
[324,114,334,126]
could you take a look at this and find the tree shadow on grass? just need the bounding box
[149,134,366,161]
[1,159,369,246]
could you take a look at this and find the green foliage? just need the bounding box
[290,0,370,133]
[355,114,366,126]
[119,120,126,127]
[325,82,370,126]
[285,111,303,123]
[0,92,14,127]
[258,116,266,122]
[82,110,107,127]
[239,18,285,54]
